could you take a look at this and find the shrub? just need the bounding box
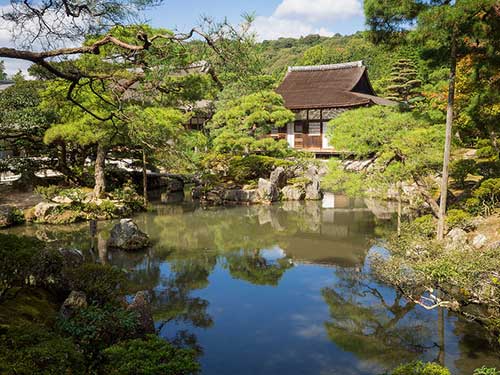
[477,146,497,159]
[446,209,474,231]
[450,159,476,187]
[410,214,436,238]
[102,335,200,375]
[57,305,140,361]
[474,367,500,375]
[34,185,62,201]
[391,361,451,375]
[0,324,85,375]
[0,233,69,299]
[227,155,293,184]
[64,264,128,306]
[467,178,500,215]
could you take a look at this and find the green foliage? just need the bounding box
[390,361,451,375]
[226,155,293,184]
[466,178,500,215]
[0,234,63,299]
[385,58,423,106]
[0,60,6,80]
[322,159,365,197]
[64,264,128,306]
[102,335,200,375]
[446,209,474,231]
[208,91,295,156]
[57,304,140,361]
[411,214,436,238]
[474,367,500,375]
[450,159,476,187]
[0,324,85,375]
[477,146,497,160]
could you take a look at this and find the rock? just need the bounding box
[191,186,203,200]
[60,291,88,319]
[270,167,289,189]
[0,206,22,228]
[472,234,488,249]
[488,241,500,251]
[304,165,319,180]
[52,195,73,204]
[163,177,184,193]
[58,248,84,268]
[34,202,60,220]
[257,178,279,203]
[305,178,323,200]
[108,219,150,251]
[203,190,224,206]
[127,291,155,334]
[281,185,305,201]
[446,228,468,246]
[223,189,258,203]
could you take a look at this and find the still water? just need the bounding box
[6,198,500,374]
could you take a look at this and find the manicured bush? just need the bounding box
[0,324,85,375]
[34,185,62,201]
[450,159,476,187]
[227,155,293,184]
[391,361,451,375]
[410,214,436,238]
[57,305,140,361]
[102,335,200,375]
[446,209,474,231]
[64,263,128,305]
[466,178,500,215]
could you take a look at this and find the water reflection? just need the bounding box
[4,199,499,374]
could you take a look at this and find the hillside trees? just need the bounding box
[364,0,500,239]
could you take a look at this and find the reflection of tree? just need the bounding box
[322,267,431,369]
[225,249,293,286]
[154,253,216,331]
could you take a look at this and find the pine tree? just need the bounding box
[385,58,422,106]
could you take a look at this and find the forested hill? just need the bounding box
[258,32,440,96]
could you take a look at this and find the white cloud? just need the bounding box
[251,0,362,41]
[275,0,362,22]
[252,15,334,41]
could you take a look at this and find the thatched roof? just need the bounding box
[276,61,395,110]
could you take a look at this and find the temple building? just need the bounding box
[274,61,395,155]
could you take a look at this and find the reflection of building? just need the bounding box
[275,61,395,155]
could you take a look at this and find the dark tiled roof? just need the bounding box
[276,61,392,109]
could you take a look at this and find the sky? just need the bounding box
[0,0,366,76]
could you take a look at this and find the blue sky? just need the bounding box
[0,0,366,75]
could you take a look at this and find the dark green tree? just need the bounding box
[385,58,422,106]
[0,60,6,80]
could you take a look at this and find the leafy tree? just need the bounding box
[207,91,295,156]
[325,107,444,219]
[385,58,422,106]
[0,60,6,80]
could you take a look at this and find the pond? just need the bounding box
[5,198,500,374]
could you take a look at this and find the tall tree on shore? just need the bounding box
[364,0,500,239]
[0,60,6,80]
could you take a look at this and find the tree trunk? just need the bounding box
[142,148,148,206]
[397,184,402,237]
[437,30,458,240]
[93,143,107,199]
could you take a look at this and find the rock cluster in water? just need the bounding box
[107,218,150,251]
[193,163,325,206]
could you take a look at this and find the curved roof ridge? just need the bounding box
[288,61,364,73]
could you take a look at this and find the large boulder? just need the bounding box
[223,189,258,203]
[446,228,468,246]
[257,178,279,203]
[60,291,88,319]
[305,178,323,200]
[108,219,150,251]
[58,248,84,268]
[281,185,305,201]
[270,167,289,189]
[472,234,488,249]
[34,202,60,221]
[127,291,155,335]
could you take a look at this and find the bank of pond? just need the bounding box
[1,199,499,374]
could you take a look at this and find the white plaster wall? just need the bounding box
[322,123,332,149]
[287,123,294,148]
